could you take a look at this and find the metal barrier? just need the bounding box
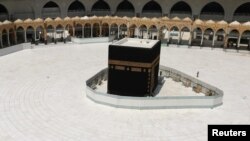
[86,66,224,109]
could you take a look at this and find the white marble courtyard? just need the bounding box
[0,43,250,141]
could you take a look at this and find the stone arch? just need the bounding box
[26,26,35,43]
[75,24,83,38]
[16,27,25,44]
[142,0,162,17]
[233,2,250,22]
[65,24,73,38]
[36,26,44,43]
[84,23,91,38]
[181,26,191,32]
[159,26,169,41]
[214,29,225,48]
[91,0,111,16]
[171,25,180,30]
[139,24,148,39]
[110,23,118,37]
[192,27,203,46]
[239,30,250,50]
[46,25,55,43]
[9,28,15,45]
[170,1,192,18]
[55,24,64,42]
[25,25,36,31]
[93,23,100,37]
[42,1,61,18]
[101,23,109,37]
[203,28,214,47]
[180,27,191,45]
[228,29,240,49]
[2,29,8,47]
[0,4,8,21]
[68,1,85,17]
[129,24,137,38]
[116,0,135,17]
[169,26,179,44]
[148,25,158,40]
[200,2,225,21]
[119,24,128,38]
[204,28,214,38]
[56,24,63,29]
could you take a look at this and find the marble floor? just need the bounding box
[0,43,249,141]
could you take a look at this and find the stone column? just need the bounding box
[82,26,84,38]
[157,31,159,40]
[44,29,47,40]
[224,34,228,49]
[136,28,139,38]
[14,30,17,44]
[7,31,10,46]
[146,28,149,39]
[63,27,66,39]
[91,25,93,38]
[34,29,37,41]
[108,25,111,36]
[137,28,140,38]
[54,28,56,39]
[24,29,27,43]
[200,31,204,46]
[237,34,242,48]
[212,32,216,47]
[54,27,58,44]
[72,26,75,37]
[100,25,102,37]
[167,31,171,43]
[44,28,47,45]
[178,31,181,45]
[118,26,120,39]
[189,31,193,46]
[0,34,3,48]
[248,39,250,49]
[127,25,130,37]
[63,27,66,43]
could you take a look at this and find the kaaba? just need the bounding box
[108,38,161,97]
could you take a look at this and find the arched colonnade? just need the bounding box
[1,16,250,50]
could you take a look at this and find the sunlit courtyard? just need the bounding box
[0,43,249,141]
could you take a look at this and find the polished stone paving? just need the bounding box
[0,43,249,141]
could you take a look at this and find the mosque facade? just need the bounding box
[1,0,250,50]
